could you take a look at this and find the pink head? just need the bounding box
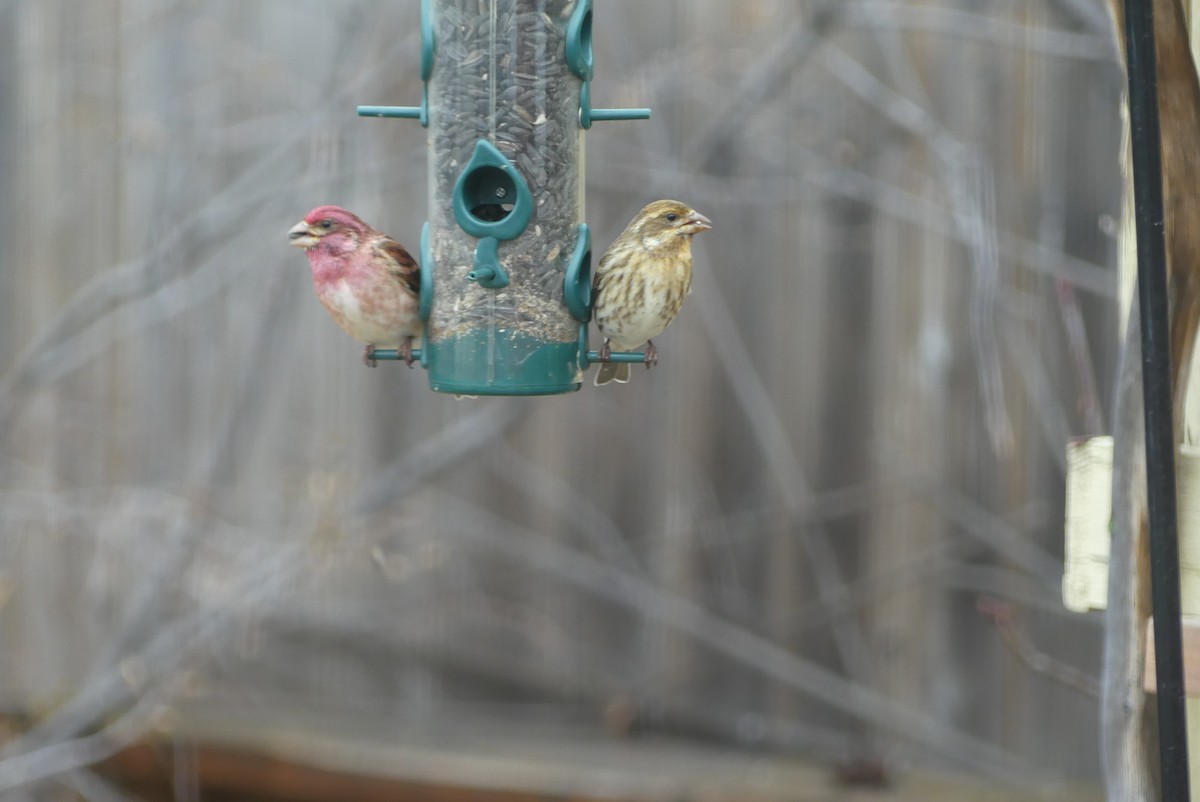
[288,205,371,259]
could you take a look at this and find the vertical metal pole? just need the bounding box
[1123,0,1191,797]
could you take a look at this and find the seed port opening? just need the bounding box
[452,140,533,241]
[462,166,516,224]
[468,202,514,223]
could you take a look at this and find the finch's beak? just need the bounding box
[684,211,712,234]
[288,221,318,249]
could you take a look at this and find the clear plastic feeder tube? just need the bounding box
[426,0,585,395]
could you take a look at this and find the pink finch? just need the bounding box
[288,205,422,367]
[591,200,712,386]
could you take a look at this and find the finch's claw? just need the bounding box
[644,341,658,369]
[363,344,378,368]
[401,338,415,368]
[599,340,612,363]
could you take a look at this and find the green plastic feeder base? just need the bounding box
[426,331,583,396]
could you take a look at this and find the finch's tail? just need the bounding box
[594,362,631,386]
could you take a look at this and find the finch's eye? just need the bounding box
[665,212,678,222]
[320,219,333,229]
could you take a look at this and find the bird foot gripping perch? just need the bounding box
[644,340,658,369]
[365,340,421,368]
[591,341,658,370]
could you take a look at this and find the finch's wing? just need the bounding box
[375,238,422,297]
[592,241,624,291]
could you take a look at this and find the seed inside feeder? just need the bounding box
[428,0,583,343]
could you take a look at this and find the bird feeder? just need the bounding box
[359,0,649,395]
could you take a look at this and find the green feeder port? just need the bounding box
[453,139,533,242]
[358,0,650,393]
[565,0,593,81]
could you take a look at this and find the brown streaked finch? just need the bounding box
[288,205,422,367]
[591,200,712,386]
